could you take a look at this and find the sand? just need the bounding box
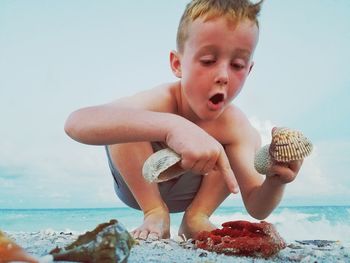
[5,230,350,263]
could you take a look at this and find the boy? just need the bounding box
[65,0,302,240]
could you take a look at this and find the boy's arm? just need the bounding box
[64,86,178,145]
[225,118,301,219]
[225,128,284,219]
[65,105,180,145]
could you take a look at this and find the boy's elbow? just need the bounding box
[246,208,270,221]
[64,117,74,138]
[64,111,84,141]
[251,213,269,221]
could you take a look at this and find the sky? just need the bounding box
[1,0,349,209]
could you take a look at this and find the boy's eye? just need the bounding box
[200,59,215,66]
[232,63,244,70]
[231,61,246,70]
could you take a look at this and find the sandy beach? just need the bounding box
[6,230,350,263]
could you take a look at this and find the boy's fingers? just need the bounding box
[217,151,239,194]
[288,159,303,173]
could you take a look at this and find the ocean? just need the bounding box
[1,206,350,244]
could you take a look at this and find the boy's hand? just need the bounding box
[165,119,239,193]
[217,149,240,193]
[268,159,303,184]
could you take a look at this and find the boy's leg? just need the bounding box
[178,169,231,239]
[108,142,170,240]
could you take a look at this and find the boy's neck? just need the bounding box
[174,82,200,123]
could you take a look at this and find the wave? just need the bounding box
[2,207,350,244]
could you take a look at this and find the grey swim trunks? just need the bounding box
[105,143,203,213]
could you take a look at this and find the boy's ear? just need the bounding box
[170,50,182,78]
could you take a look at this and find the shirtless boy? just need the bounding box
[65,0,302,240]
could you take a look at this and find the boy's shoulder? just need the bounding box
[223,104,250,129]
[114,81,179,113]
[216,105,259,147]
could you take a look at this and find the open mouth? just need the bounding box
[209,93,224,105]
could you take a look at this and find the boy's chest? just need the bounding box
[197,120,234,146]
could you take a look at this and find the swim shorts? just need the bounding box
[105,142,203,213]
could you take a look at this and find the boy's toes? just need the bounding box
[148,232,160,240]
[138,230,149,240]
[131,230,141,239]
[131,230,160,240]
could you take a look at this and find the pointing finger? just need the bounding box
[217,150,239,193]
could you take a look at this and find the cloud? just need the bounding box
[0,134,119,208]
[249,116,274,145]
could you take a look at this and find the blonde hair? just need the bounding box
[176,0,263,53]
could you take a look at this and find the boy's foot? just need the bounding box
[131,207,170,240]
[178,212,217,240]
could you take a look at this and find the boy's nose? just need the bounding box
[215,65,229,85]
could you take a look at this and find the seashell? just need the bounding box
[0,230,38,263]
[254,144,272,175]
[50,219,135,263]
[142,148,184,183]
[269,127,313,162]
[254,127,313,175]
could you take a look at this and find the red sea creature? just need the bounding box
[194,220,286,258]
[0,230,38,263]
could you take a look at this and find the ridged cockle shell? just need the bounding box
[270,127,313,162]
[254,127,313,175]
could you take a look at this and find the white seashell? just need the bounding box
[254,127,313,175]
[254,144,272,175]
[142,148,183,183]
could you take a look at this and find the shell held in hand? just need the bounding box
[270,127,313,162]
[142,148,184,183]
[254,144,272,175]
[254,127,313,175]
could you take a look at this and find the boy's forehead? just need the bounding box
[188,15,258,34]
[184,16,259,53]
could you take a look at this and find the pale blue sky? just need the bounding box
[1,1,349,209]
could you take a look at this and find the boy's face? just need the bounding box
[174,16,259,121]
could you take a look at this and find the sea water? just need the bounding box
[1,206,349,244]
